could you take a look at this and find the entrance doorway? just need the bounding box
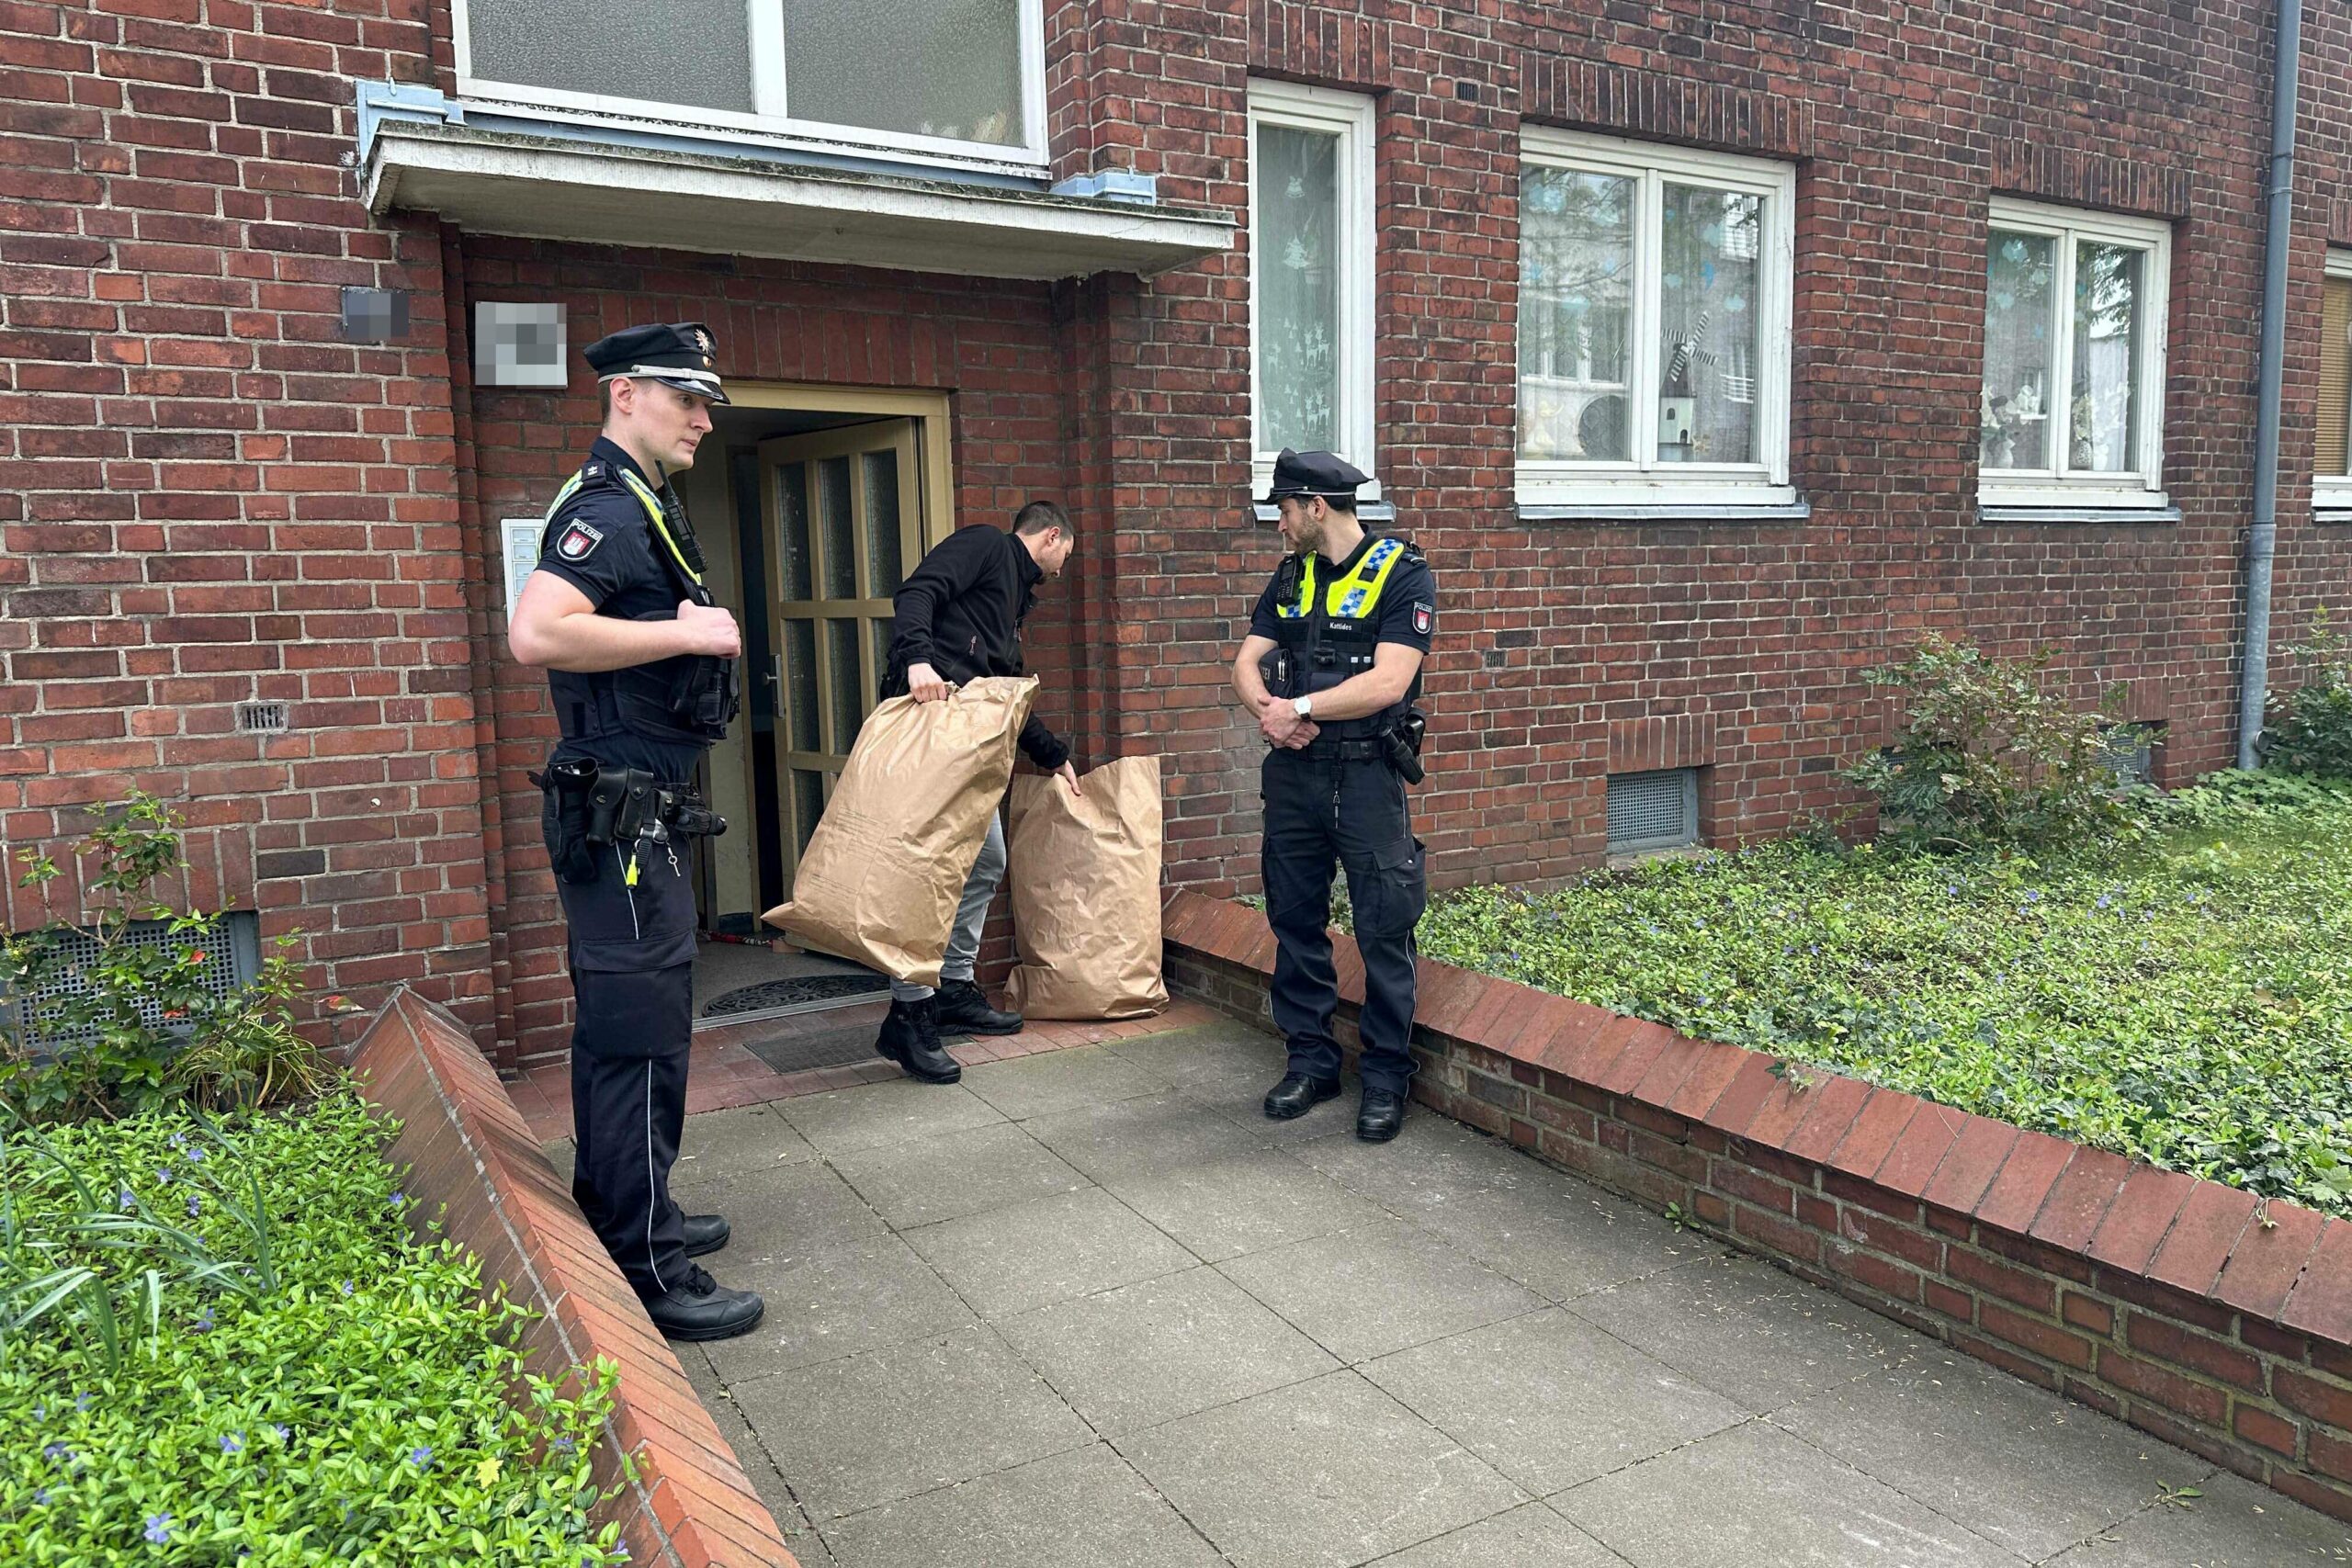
[668,385,955,1029]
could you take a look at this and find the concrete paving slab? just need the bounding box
[829,1120,1091,1229]
[1023,1088,1271,1183]
[1363,1308,1747,1495]
[1293,1111,1559,1218]
[1218,1218,1544,1364]
[776,1076,1008,1156]
[1119,1369,1527,1568]
[1107,1147,1389,1263]
[821,1440,1226,1568]
[1174,1071,1359,1146]
[669,1158,888,1257]
[1103,1021,1291,1088]
[733,1324,1092,1522]
[1774,1347,2213,1562]
[997,1263,1340,1434]
[678,1346,838,1567]
[1552,1419,2020,1568]
[957,1043,1173,1121]
[2040,1469,2352,1566]
[669,1101,819,1186]
[1566,1252,1921,1413]
[1429,1175,1707,1303]
[704,1233,980,1382]
[1369,1504,1632,1567]
[901,1186,1198,1317]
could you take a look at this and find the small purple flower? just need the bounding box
[74,1393,93,1413]
[220,1431,243,1454]
[551,1434,576,1455]
[193,1306,215,1333]
[387,1190,409,1211]
[1947,884,1961,896]
[2096,895,2112,910]
[272,1424,290,1442]
[32,1402,45,1421]
[155,1168,172,1186]
[42,1442,68,1464]
[170,1132,187,1149]
[187,1145,207,1163]
[340,1280,355,1297]
[410,1445,433,1469]
[145,1514,174,1545]
[117,1188,135,1212]
[186,1193,202,1219]
[32,1487,49,1506]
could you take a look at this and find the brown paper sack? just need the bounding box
[762,676,1037,986]
[1002,755,1168,1020]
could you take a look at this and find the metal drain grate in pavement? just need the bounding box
[741,1021,891,1077]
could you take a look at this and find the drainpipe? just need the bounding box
[2238,0,2302,769]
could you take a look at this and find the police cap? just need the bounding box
[583,321,729,405]
[1258,447,1369,505]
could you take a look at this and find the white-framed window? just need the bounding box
[1248,81,1377,502]
[1515,130,1796,511]
[2320,249,2352,513]
[1980,198,2171,509]
[452,0,1050,174]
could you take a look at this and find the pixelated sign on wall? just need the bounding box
[475,301,567,388]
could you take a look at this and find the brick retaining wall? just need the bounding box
[1161,889,2352,1524]
[351,988,798,1568]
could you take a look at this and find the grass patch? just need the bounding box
[0,1092,622,1565]
[1416,773,2352,1218]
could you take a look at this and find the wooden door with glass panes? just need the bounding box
[758,420,923,883]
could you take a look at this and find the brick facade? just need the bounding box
[3,0,2350,1066]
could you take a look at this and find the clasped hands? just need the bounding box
[1257,694,1319,751]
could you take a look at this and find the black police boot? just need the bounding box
[681,1213,729,1258]
[934,977,1023,1036]
[640,1266,763,1343]
[1356,1088,1407,1143]
[1262,1071,1342,1120]
[876,996,961,1084]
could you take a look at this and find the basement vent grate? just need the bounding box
[237,702,291,734]
[1607,768,1701,854]
[4,912,261,1048]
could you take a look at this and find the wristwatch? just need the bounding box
[1292,694,1314,719]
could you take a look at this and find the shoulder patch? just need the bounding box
[556,520,605,562]
[1412,602,1434,637]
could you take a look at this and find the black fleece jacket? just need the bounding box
[881,524,1069,771]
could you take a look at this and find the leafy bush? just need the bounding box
[0,1094,625,1565]
[1416,777,2352,1217]
[2,794,335,1123]
[1844,634,2144,852]
[2259,605,2352,779]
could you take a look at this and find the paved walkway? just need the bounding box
[559,1017,2352,1568]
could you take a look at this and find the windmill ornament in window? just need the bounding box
[1660,308,1715,458]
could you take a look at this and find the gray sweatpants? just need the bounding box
[890,811,1006,1002]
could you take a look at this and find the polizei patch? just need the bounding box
[1412,603,1434,635]
[557,521,605,561]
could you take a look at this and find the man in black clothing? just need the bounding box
[871,500,1080,1082]
[509,321,763,1342]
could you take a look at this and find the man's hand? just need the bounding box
[676,600,742,659]
[1258,694,1318,750]
[1055,761,1082,796]
[907,660,950,704]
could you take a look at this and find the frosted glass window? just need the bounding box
[468,0,752,112]
[863,449,904,595]
[783,0,1024,147]
[1519,168,1634,461]
[825,617,864,750]
[1254,124,1340,454]
[1657,185,1760,466]
[1982,231,2056,471]
[775,460,812,603]
[815,456,856,600]
[784,619,820,752]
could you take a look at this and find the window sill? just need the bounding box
[2317,506,2352,525]
[1977,502,2183,525]
[1517,497,1810,524]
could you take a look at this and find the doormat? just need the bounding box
[742,1021,891,1078]
[699,974,890,1019]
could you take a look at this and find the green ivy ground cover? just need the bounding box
[1415,774,2352,1219]
[0,1094,624,1565]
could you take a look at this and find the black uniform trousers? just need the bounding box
[546,797,698,1301]
[1261,745,1429,1094]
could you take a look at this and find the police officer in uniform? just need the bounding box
[509,321,763,1341]
[1231,449,1436,1142]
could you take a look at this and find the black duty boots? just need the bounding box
[876,996,962,1083]
[681,1213,730,1258]
[641,1265,764,1342]
[1356,1088,1406,1143]
[1262,1071,1342,1120]
[934,978,1023,1036]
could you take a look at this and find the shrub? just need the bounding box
[0,1095,624,1565]
[2259,604,2352,779]
[1,794,335,1123]
[1844,634,2144,852]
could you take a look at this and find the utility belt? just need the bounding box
[532,759,727,886]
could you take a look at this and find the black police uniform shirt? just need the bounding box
[881,524,1070,771]
[534,436,709,784]
[1249,532,1439,689]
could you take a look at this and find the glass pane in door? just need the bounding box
[816,456,857,599]
[825,617,865,750]
[864,449,904,594]
[1256,123,1340,453]
[784,618,820,752]
[776,461,812,601]
[790,769,826,854]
